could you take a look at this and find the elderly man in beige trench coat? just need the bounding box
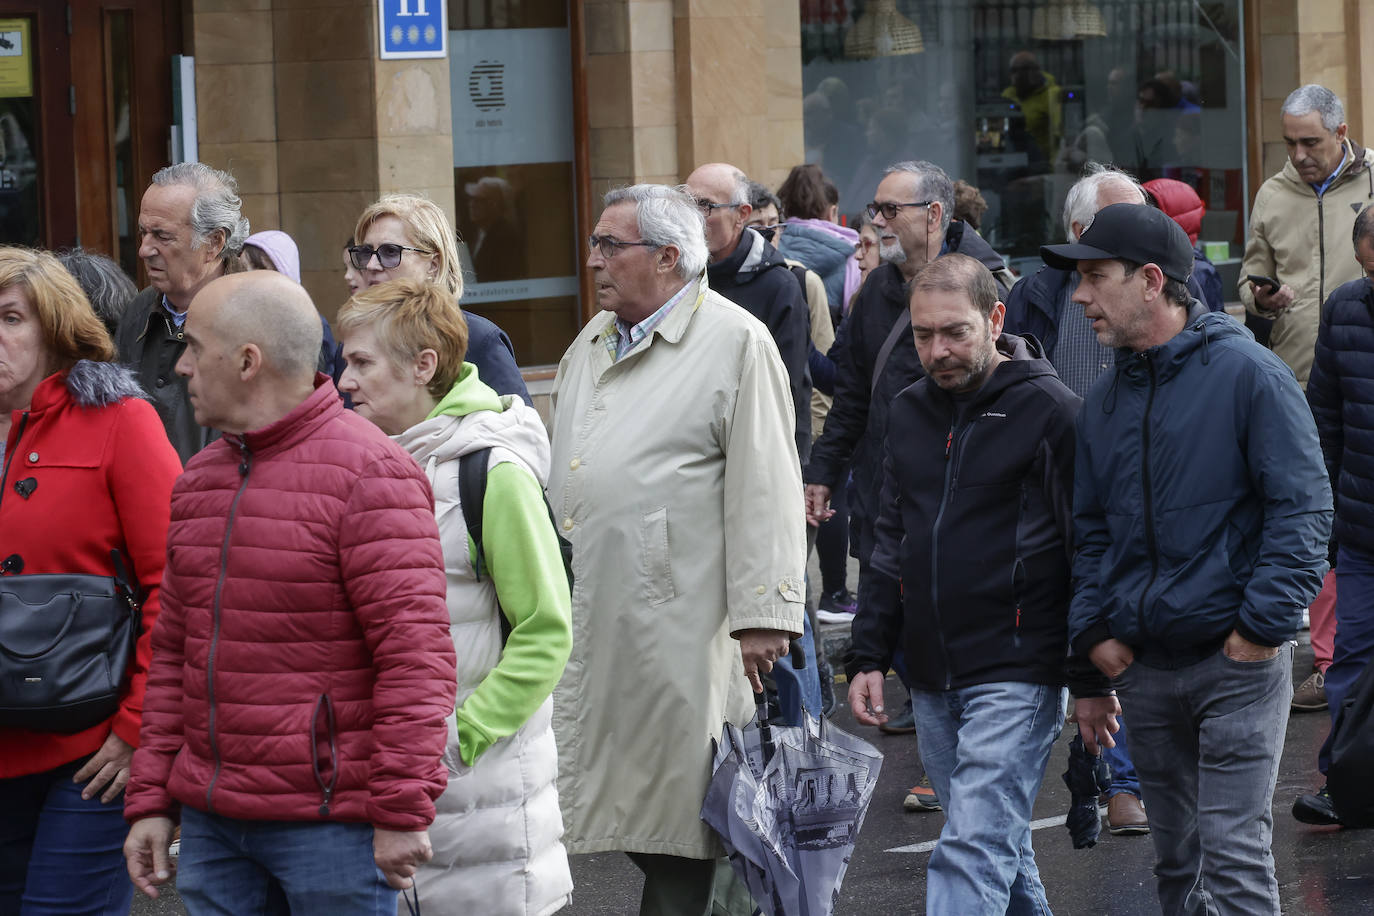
[548,183,808,915]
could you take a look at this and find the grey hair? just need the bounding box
[1062,162,1145,240]
[151,162,251,264]
[1283,84,1345,132]
[1354,206,1374,248]
[57,247,136,335]
[884,161,954,232]
[746,179,781,214]
[602,184,708,280]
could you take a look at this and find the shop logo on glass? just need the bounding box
[469,60,506,113]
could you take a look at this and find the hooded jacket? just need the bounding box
[125,377,458,830]
[1070,305,1332,668]
[1143,177,1225,314]
[805,222,1013,548]
[849,335,1107,695]
[0,362,181,779]
[707,226,812,464]
[395,363,572,916]
[1308,276,1374,550]
[1240,138,1374,387]
[778,218,861,316]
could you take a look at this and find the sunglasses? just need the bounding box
[348,243,430,271]
[754,224,781,243]
[866,200,934,220]
[587,234,661,259]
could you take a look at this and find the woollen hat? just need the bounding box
[243,230,301,283]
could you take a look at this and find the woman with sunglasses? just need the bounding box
[352,194,531,405]
[776,164,860,326]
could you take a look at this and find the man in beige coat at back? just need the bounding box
[1241,83,1374,388]
[548,183,807,915]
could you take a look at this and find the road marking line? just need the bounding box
[885,814,1068,854]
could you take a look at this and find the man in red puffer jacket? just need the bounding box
[123,271,457,913]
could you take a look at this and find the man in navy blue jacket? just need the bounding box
[1059,205,1331,916]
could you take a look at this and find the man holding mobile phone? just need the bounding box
[1240,84,1374,389]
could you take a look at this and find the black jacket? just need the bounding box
[708,227,812,464]
[1308,277,1374,550]
[849,334,1107,694]
[805,222,1012,544]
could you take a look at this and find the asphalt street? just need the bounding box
[129,623,1374,916]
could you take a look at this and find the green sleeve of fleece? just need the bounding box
[455,460,573,766]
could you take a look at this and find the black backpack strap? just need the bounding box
[457,446,513,645]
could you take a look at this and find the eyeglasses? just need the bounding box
[866,200,934,220]
[754,224,781,243]
[854,237,877,255]
[694,199,742,215]
[348,243,430,270]
[587,235,661,259]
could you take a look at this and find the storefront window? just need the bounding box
[800,0,1246,274]
[449,0,579,365]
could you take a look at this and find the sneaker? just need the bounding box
[1292,669,1328,712]
[1293,785,1344,826]
[818,660,836,718]
[1107,793,1150,836]
[816,589,857,623]
[878,697,915,735]
[903,775,942,812]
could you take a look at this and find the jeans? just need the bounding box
[772,611,821,724]
[911,681,1066,916]
[1101,715,1141,798]
[1321,546,1374,772]
[177,807,396,916]
[0,757,132,916]
[1116,644,1292,916]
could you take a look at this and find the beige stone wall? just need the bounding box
[192,0,455,321]
[1254,0,1373,181]
[586,0,804,200]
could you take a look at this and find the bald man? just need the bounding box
[123,272,458,914]
[687,162,811,464]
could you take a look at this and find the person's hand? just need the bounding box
[1089,638,1135,679]
[124,816,176,899]
[74,731,134,803]
[848,670,888,727]
[804,484,834,527]
[1223,629,1280,662]
[1074,695,1122,755]
[738,629,791,693]
[1252,281,1295,313]
[373,827,433,890]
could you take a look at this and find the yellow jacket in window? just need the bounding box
[1240,138,1374,388]
[547,276,807,858]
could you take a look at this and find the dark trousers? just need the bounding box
[0,757,132,916]
[815,474,850,595]
[1320,545,1374,773]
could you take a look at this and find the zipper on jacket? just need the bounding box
[311,693,339,817]
[205,440,253,813]
[1134,358,1160,640]
[929,417,978,689]
[1318,195,1327,310]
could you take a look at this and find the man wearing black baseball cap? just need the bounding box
[1058,202,1333,914]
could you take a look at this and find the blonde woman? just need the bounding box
[337,278,572,916]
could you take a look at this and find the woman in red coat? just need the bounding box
[0,248,181,914]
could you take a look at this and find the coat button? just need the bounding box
[155,377,167,388]
[756,585,766,595]
[562,517,574,532]
[569,457,580,470]
[26,452,38,463]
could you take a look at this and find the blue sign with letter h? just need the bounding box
[378,0,446,60]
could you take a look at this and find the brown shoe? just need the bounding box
[1292,669,1328,712]
[1107,793,1150,836]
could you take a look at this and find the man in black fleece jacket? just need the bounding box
[848,254,1108,913]
[687,163,812,464]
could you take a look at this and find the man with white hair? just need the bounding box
[548,184,805,914]
[1241,84,1374,389]
[116,162,250,461]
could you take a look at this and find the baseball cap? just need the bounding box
[1040,202,1193,283]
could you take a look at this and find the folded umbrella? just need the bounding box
[1062,732,1112,849]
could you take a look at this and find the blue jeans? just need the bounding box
[911,681,1066,916]
[1101,715,1140,798]
[0,757,132,916]
[177,807,396,916]
[772,611,821,724]
[1116,644,1292,916]
[1320,545,1374,773]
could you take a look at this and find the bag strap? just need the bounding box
[871,309,913,398]
[458,447,513,645]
